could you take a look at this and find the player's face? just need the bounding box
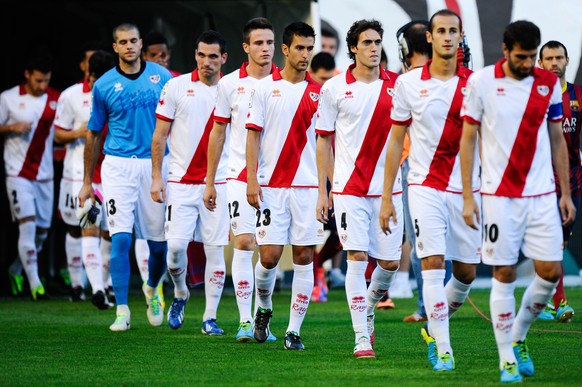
[195,42,227,82]
[244,28,275,67]
[539,46,569,79]
[504,43,538,80]
[283,35,315,72]
[427,14,462,61]
[143,43,171,68]
[80,50,96,79]
[321,35,338,57]
[113,28,142,65]
[24,69,51,97]
[351,28,382,70]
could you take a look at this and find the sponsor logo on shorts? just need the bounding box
[317,228,324,237]
[231,220,237,230]
[109,218,115,228]
[417,241,423,251]
[258,229,266,239]
[340,233,347,243]
[486,247,493,257]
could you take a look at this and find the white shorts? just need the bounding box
[101,155,167,241]
[333,194,403,260]
[165,182,230,246]
[5,176,53,228]
[227,179,256,236]
[58,178,80,226]
[255,187,324,246]
[408,185,481,264]
[481,194,563,265]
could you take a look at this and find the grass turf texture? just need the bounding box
[1,286,581,386]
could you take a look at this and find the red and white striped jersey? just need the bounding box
[214,63,274,182]
[316,64,402,196]
[156,69,228,185]
[462,59,562,197]
[0,84,60,181]
[54,80,91,181]
[391,62,480,193]
[246,68,321,188]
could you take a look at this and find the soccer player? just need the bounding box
[142,31,181,77]
[203,18,277,342]
[0,46,60,300]
[151,30,229,334]
[380,9,480,371]
[536,40,579,323]
[246,21,324,350]
[460,20,576,382]
[54,49,116,309]
[79,22,173,331]
[316,19,402,359]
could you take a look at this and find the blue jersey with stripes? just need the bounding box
[555,82,582,197]
[88,60,172,158]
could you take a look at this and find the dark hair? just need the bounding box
[321,19,339,43]
[112,22,140,42]
[428,9,462,33]
[79,40,107,62]
[89,50,116,79]
[195,30,227,54]
[346,19,383,61]
[310,51,335,72]
[25,45,54,74]
[143,31,169,50]
[404,22,431,57]
[539,40,568,60]
[282,21,315,47]
[242,17,274,44]
[503,20,540,51]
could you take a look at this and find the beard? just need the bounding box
[507,57,532,79]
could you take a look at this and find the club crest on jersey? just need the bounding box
[570,100,579,111]
[386,87,395,97]
[537,85,549,96]
[149,74,161,84]
[310,91,319,102]
[49,101,58,110]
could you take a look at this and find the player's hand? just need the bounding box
[379,196,397,235]
[559,195,577,227]
[76,198,102,229]
[78,183,95,209]
[203,184,217,211]
[150,177,166,203]
[246,179,262,210]
[316,192,329,224]
[12,121,33,135]
[462,195,480,230]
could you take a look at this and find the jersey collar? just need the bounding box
[272,66,316,84]
[239,62,277,78]
[494,58,541,79]
[345,63,391,84]
[420,60,470,80]
[191,68,223,82]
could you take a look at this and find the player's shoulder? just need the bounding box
[0,84,20,98]
[60,82,84,98]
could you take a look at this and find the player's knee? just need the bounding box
[378,259,399,272]
[234,234,255,251]
[167,239,188,266]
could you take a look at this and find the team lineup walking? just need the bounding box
[1,8,579,384]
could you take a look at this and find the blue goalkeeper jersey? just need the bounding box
[88,60,172,158]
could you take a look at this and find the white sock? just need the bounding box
[513,274,557,342]
[490,278,517,368]
[254,260,277,311]
[134,238,150,283]
[287,262,314,335]
[82,236,104,293]
[202,245,225,321]
[167,238,189,299]
[18,221,41,290]
[66,233,84,288]
[35,230,48,253]
[445,275,472,317]
[232,249,254,323]
[422,269,452,355]
[346,260,369,342]
[100,238,112,288]
[116,304,130,316]
[367,264,397,315]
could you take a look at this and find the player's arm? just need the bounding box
[203,121,227,211]
[54,122,88,144]
[548,119,576,225]
[0,121,33,135]
[246,128,262,210]
[78,129,102,207]
[316,133,333,224]
[150,118,171,203]
[460,120,480,230]
[379,124,406,234]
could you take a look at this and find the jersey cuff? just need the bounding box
[214,115,231,124]
[246,123,262,131]
[315,129,334,136]
[462,115,481,125]
[391,118,412,126]
[155,113,173,122]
